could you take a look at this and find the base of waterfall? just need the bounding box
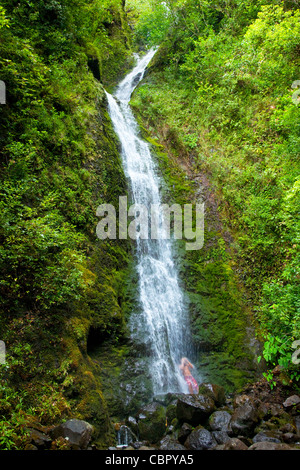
[14,376,300,450]
[109,376,300,451]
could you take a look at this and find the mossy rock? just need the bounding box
[176,394,216,426]
[166,401,178,424]
[137,402,167,443]
[198,383,226,407]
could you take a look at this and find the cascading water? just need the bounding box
[116,425,136,448]
[105,49,197,395]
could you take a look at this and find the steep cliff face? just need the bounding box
[0,0,134,449]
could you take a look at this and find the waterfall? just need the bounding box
[116,425,136,448]
[105,49,196,395]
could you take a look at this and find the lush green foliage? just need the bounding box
[0,0,133,448]
[127,0,172,46]
[131,0,300,385]
[1,0,299,449]
[0,0,131,313]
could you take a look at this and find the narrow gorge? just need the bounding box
[0,0,299,453]
[88,49,262,433]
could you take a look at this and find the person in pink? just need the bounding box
[179,357,199,394]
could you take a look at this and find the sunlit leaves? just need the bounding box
[0,5,9,30]
[131,1,172,46]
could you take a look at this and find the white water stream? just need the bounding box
[106,49,195,395]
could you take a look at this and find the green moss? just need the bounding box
[138,405,167,443]
[166,403,177,424]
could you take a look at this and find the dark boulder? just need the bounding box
[223,438,248,450]
[49,419,93,449]
[166,400,178,424]
[283,395,300,410]
[132,440,149,449]
[137,402,166,443]
[159,436,186,450]
[230,399,259,436]
[212,430,231,445]
[198,383,226,407]
[269,403,290,419]
[27,429,52,449]
[208,410,232,432]
[249,441,297,450]
[178,422,193,444]
[280,422,297,434]
[233,394,253,407]
[126,416,139,436]
[282,432,300,444]
[132,73,142,87]
[176,394,215,425]
[253,431,281,443]
[184,426,217,450]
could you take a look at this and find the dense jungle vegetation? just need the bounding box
[0,0,135,449]
[130,0,300,383]
[0,0,299,450]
